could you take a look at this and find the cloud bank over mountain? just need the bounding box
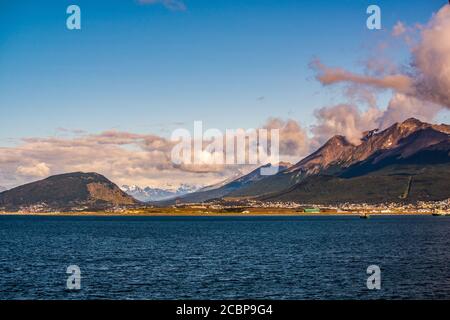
[0,120,308,189]
[1,5,449,189]
[309,5,450,146]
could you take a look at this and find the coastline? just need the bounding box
[0,211,435,217]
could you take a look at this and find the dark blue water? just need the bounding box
[0,215,449,300]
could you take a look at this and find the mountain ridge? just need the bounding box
[158,162,292,205]
[0,172,139,211]
[1,118,449,209]
[224,118,450,203]
[255,119,450,203]
[121,184,200,202]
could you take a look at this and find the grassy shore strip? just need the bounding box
[0,211,435,216]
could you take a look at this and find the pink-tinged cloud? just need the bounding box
[392,21,407,37]
[0,120,314,189]
[412,5,450,108]
[307,4,450,147]
[311,59,413,93]
[311,104,382,146]
[376,94,442,129]
[263,118,310,157]
[312,5,450,110]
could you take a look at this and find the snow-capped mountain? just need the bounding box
[121,184,201,202]
[0,186,7,193]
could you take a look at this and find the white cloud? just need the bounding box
[137,0,186,11]
[309,4,450,142]
[16,162,50,178]
[412,5,450,108]
[311,104,382,146]
[0,122,310,188]
[313,5,450,111]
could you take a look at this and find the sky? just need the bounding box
[0,0,449,188]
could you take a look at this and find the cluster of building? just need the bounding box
[1,199,449,215]
[174,198,450,214]
[338,200,450,214]
[0,203,55,214]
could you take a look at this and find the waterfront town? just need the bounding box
[2,198,450,215]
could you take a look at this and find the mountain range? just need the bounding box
[0,118,449,211]
[159,162,292,205]
[225,118,450,204]
[120,184,200,202]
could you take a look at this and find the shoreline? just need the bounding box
[0,211,436,217]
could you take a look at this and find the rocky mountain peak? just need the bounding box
[0,172,138,211]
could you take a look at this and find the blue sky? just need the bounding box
[0,0,446,144]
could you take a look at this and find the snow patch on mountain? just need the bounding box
[121,184,201,202]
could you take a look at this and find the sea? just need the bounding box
[0,215,449,300]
